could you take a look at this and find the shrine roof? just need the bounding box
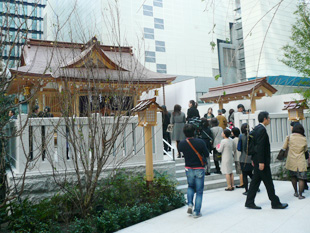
[9,38,176,84]
[283,100,309,110]
[131,97,162,112]
[200,77,277,103]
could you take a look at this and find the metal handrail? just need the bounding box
[163,138,175,161]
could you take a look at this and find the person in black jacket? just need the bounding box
[186,100,200,122]
[161,105,171,152]
[178,124,209,218]
[200,118,213,175]
[245,111,288,210]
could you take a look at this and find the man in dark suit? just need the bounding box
[245,111,288,210]
[186,100,200,122]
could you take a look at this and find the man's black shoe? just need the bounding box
[245,204,262,209]
[272,203,288,209]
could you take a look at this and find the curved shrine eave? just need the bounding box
[6,70,175,94]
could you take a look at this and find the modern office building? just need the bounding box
[43,0,305,109]
[0,0,46,68]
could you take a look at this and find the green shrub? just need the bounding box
[3,171,185,232]
[5,199,60,233]
[96,211,120,233]
[69,217,95,233]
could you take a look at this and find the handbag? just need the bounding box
[213,148,222,161]
[186,139,207,166]
[167,124,174,133]
[277,136,289,160]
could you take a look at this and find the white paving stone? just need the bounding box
[118,181,310,233]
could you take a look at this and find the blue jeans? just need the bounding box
[186,168,205,214]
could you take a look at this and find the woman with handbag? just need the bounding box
[283,123,308,199]
[161,105,171,152]
[171,104,186,158]
[217,129,234,191]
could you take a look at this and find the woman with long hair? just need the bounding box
[171,104,186,158]
[161,105,171,152]
[204,107,214,121]
[283,123,308,199]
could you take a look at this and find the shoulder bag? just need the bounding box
[167,124,174,133]
[186,139,206,166]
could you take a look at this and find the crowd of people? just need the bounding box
[162,101,309,217]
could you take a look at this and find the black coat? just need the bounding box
[162,112,171,132]
[186,107,200,121]
[252,124,271,166]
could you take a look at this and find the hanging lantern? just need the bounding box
[154,90,159,96]
[131,97,162,127]
[283,100,309,121]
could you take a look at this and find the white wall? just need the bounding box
[240,0,300,78]
[141,78,196,113]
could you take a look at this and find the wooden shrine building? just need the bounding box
[7,37,176,116]
[200,77,277,113]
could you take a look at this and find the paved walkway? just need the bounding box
[118,181,310,233]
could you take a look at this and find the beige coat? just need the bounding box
[283,133,308,172]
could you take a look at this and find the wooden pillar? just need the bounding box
[37,93,43,111]
[251,98,257,113]
[144,125,154,184]
[219,102,223,110]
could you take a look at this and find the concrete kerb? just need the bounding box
[6,160,176,202]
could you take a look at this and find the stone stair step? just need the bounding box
[176,172,237,185]
[175,164,225,178]
[177,176,241,194]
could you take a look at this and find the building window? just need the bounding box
[143,5,153,16]
[145,51,156,63]
[10,3,15,14]
[32,20,37,31]
[154,0,163,7]
[155,40,165,52]
[156,64,166,73]
[9,31,15,42]
[33,6,37,17]
[144,27,154,39]
[23,5,27,15]
[223,48,236,67]
[154,18,164,29]
[10,46,15,57]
